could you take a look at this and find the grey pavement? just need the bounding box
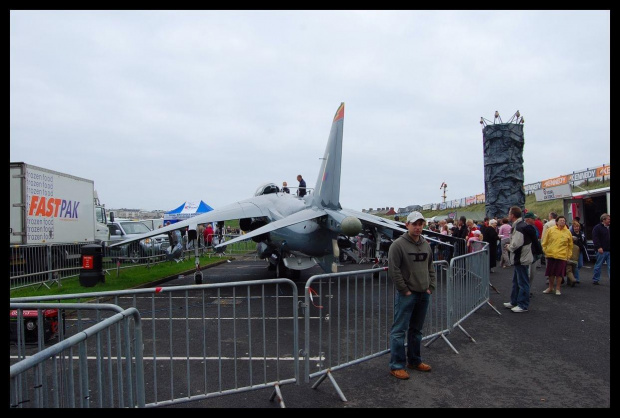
[159,256,610,409]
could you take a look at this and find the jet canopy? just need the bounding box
[254,183,280,196]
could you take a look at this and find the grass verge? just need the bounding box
[10,253,238,299]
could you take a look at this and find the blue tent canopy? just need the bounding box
[164,200,214,224]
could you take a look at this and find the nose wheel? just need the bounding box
[194,270,203,284]
[275,258,285,278]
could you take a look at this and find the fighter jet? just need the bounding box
[109,102,407,279]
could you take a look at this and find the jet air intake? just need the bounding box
[240,217,270,242]
[340,216,363,237]
[324,210,363,237]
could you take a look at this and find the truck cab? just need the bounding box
[94,190,109,243]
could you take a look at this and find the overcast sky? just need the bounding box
[10,10,610,213]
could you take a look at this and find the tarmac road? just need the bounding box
[160,255,610,409]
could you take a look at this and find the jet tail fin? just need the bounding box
[311,102,345,210]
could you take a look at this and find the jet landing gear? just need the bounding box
[277,260,301,281]
[268,255,301,281]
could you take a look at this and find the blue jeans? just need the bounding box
[389,291,430,370]
[574,252,584,282]
[510,265,530,310]
[592,251,610,282]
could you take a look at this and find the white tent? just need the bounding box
[163,200,213,224]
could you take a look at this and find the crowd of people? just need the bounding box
[388,208,610,379]
[160,220,244,261]
[416,210,610,314]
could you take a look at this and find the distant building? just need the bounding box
[108,208,166,220]
[396,205,422,217]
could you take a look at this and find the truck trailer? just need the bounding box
[10,162,109,284]
[563,186,610,259]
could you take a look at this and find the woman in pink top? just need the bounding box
[498,218,512,238]
[498,218,512,267]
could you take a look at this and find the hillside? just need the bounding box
[418,179,609,221]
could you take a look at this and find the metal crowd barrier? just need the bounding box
[11,241,495,408]
[9,236,259,291]
[346,232,465,268]
[468,240,500,293]
[201,233,258,257]
[10,242,96,290]
[299,239,496,402]
[10,303,144,408]
[434,240,501,352]
[11,278,299,408]
[302,267,392,401]
[301,260,452,400]
[9,241,168,290]
[424,231,467,262]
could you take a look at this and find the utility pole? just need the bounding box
[440,182,448,203]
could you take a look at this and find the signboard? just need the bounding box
[524,164,610,193]
[534,184,572,201]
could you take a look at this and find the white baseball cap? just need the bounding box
[406,211,425,224]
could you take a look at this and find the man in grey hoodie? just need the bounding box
[388,211,437,380]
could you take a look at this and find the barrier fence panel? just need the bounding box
[423,260,451,343]
[9,303,144,408]
[302,261,452,400]
[11,278,299,408]
[424,231,467,262]
[469,240,500,293]
[10,237,259,291]
[439,241,501,350]
[303,268,392,390]
[10,243,97,290]
[12,241,494,407]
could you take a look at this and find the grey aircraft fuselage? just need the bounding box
[109,102,408,279]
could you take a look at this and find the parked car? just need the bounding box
[106,220,169,263]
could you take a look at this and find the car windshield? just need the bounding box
[120,222,152,234]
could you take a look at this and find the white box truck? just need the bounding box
[10,162,109,277]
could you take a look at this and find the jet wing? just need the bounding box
[339,207,406,236]
[216,206,327,248]
[108,200,267,248]
[340,208,447,245]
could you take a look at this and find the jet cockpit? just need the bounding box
[254,183,281,196]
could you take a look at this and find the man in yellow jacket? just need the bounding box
[541,215,574,295]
